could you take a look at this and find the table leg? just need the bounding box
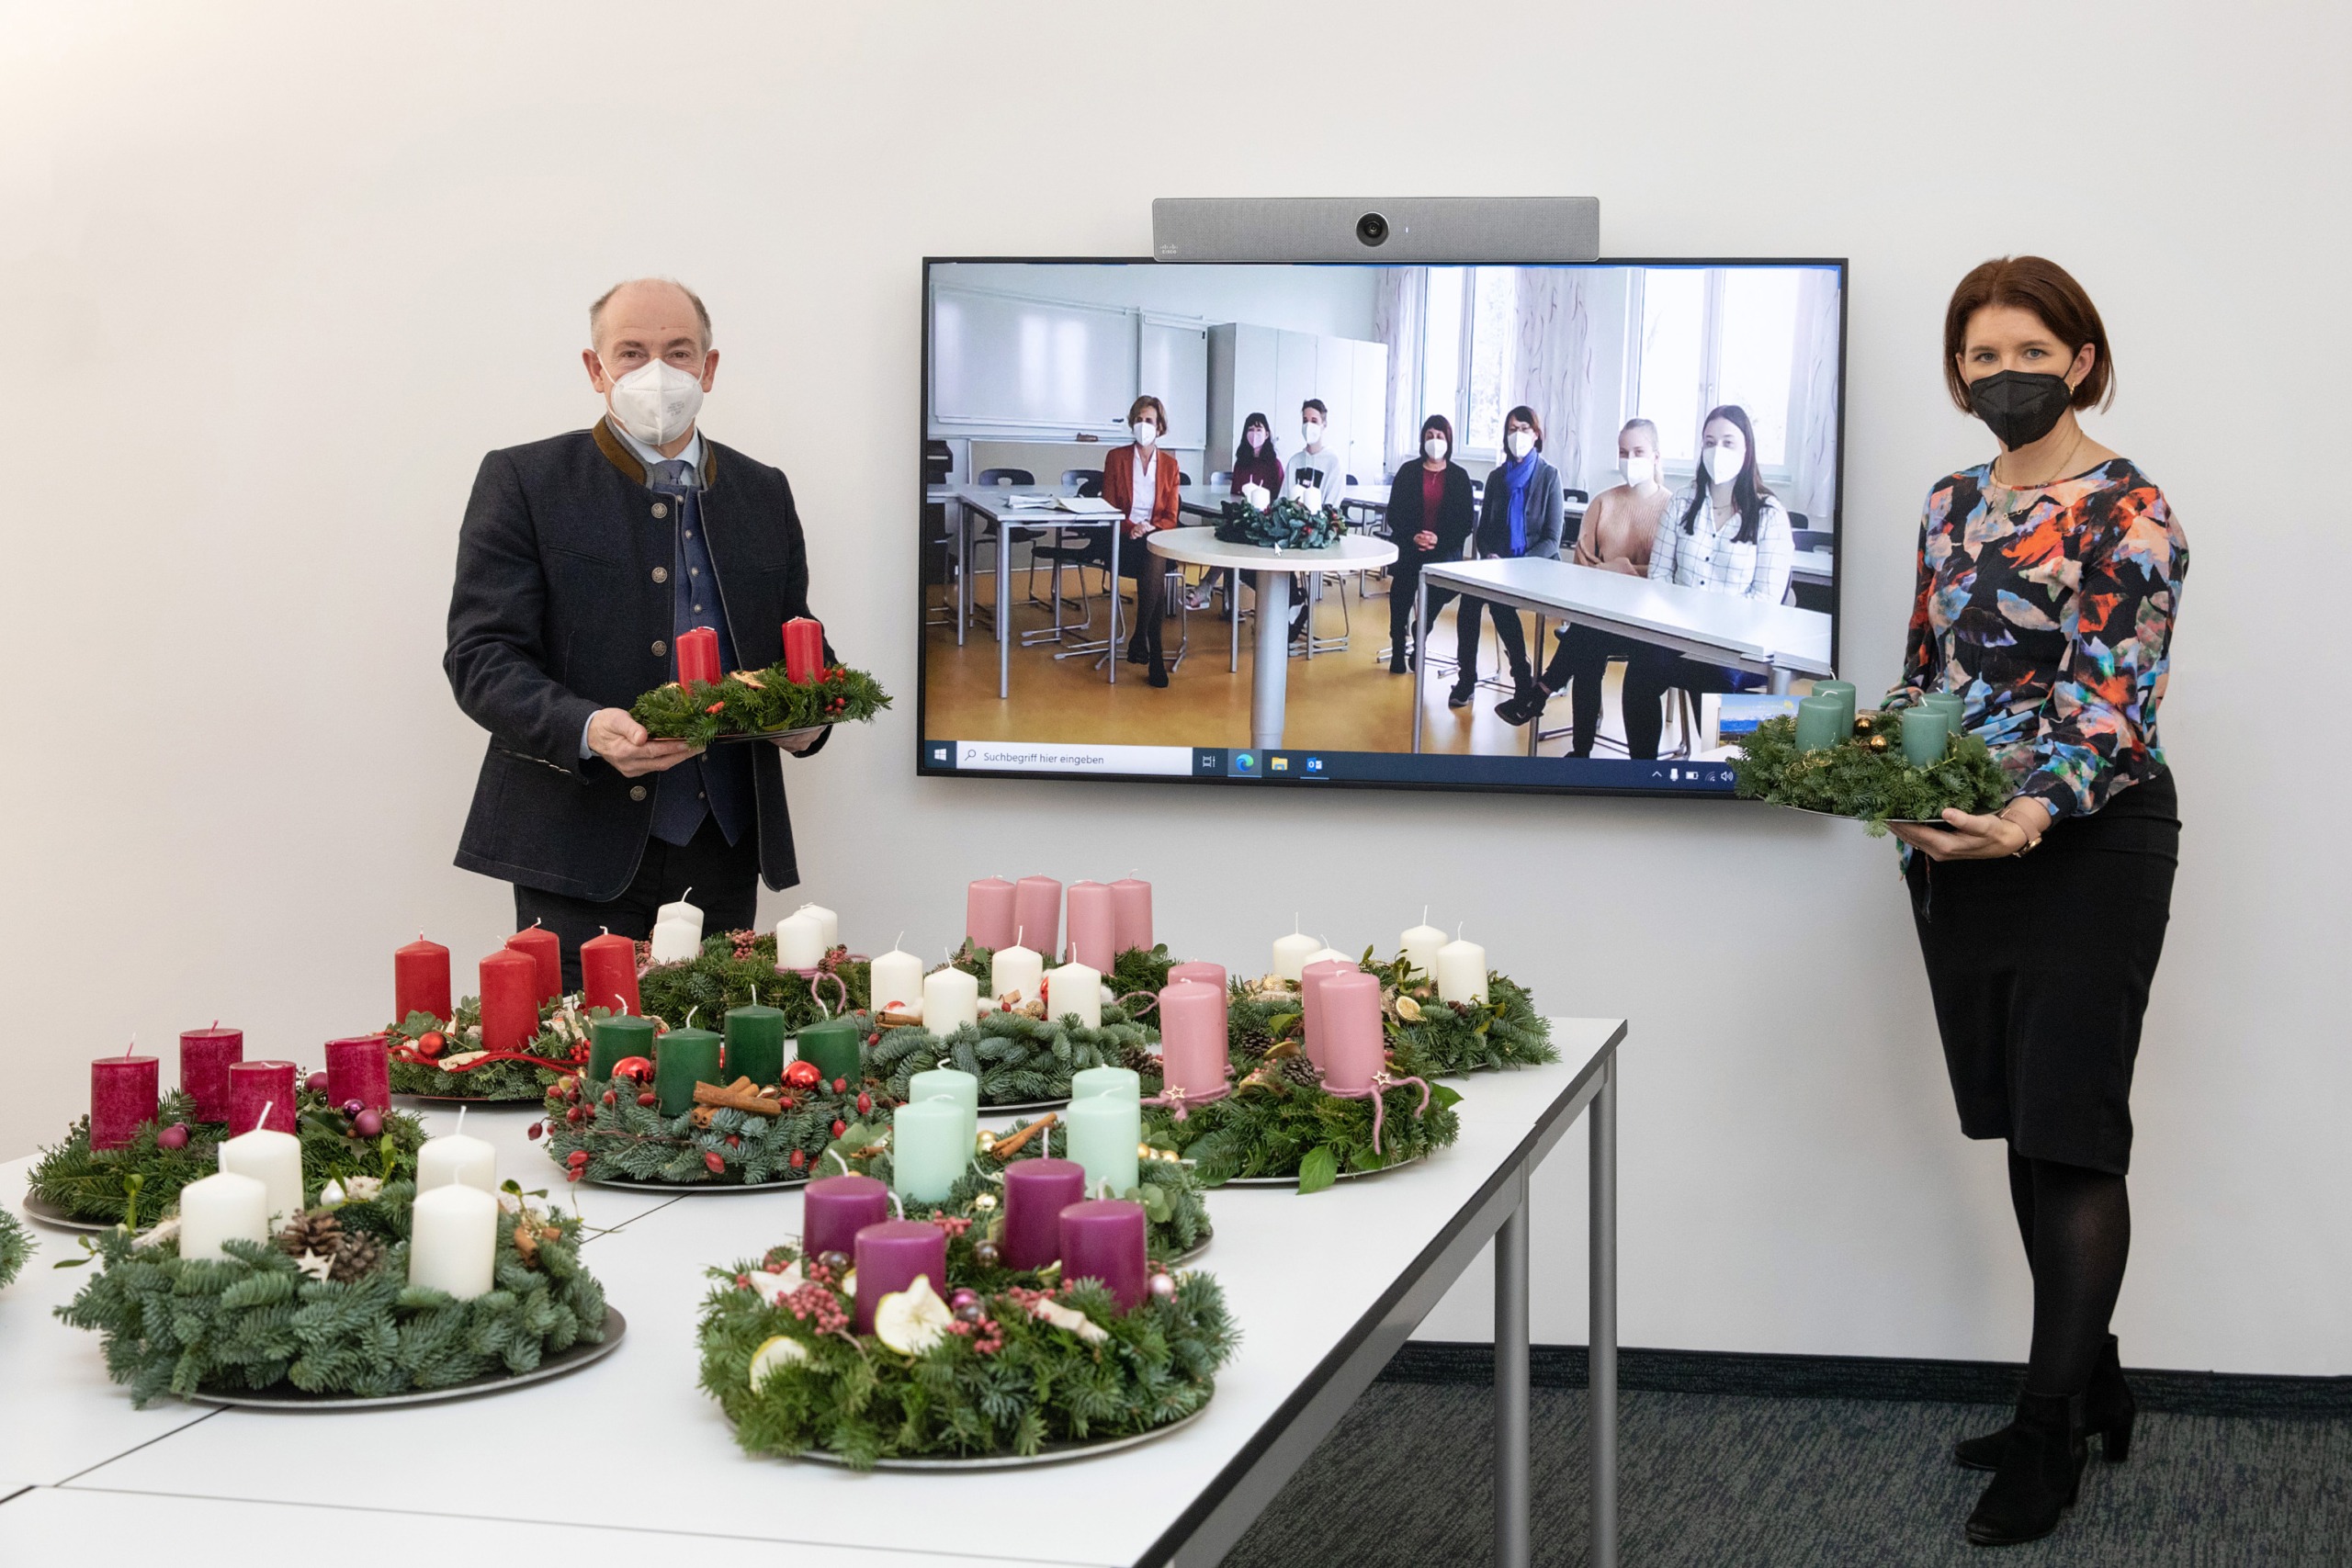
[957,502,969,648]
[1230,573,1240,673]
[1107,525,1121,686]
[1767,664,1792,695]
[997,520,1011,702]
[1494,1188,1531,1568]
[1250,568,1290,750]
[1590,1055,1619,1568]
[1527,612,1545,760]
[1411,574,1428,755]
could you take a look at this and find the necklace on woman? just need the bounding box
[1996,430,2087,519]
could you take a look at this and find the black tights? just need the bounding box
[2007,1148,2131,1396]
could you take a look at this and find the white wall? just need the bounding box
[3,0,2344,1376]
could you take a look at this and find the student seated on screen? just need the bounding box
[1277,399,1345,644]
[1448,405,1562,711]
[1102,394,1182,688]
[1384,413,1476,674]
[1617,404,1794,756]
[1185,412,1284,611]
[1496,418,1673,744]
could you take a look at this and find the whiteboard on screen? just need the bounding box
[931,288,1136,434]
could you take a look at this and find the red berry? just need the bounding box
[856,1092,871,1114]
[736,1274,752,1289]
[638,1091,658,1107]
[789,1149,807,1169]
[566,1149,588,1167]
[704,1151,726,1173]
[831,1120,847,1139]
[727,1134,741,1148]
[602,1091,616,1107]
[831,1077,847,1093]
[566,1168,582,1182]
[527,1122,545,1141]
[566,1106,584,1124]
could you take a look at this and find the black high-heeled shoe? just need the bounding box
[1147,661,1170,688]
[1955,1336,2134,1471]
[1964,1390,2086,1547]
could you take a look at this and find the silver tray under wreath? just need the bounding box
[701,724,830,749]
[790,1400,1209,1472]
[1219,1151,1430,1190]
[182,1306,628,1410]
[21,1193,120,1233]
[582,1172,809,1195]
[392,1092,546,1107]
[978,1097,1071,1118]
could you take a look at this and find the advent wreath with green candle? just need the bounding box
[630,660,890,750]
[637,931,872,1033]
[28,1088,430,1228]
[541,1061,877,1188]
[56,1181,607,1404]
[0,1209,31,1291]
[1732,708,2011,833]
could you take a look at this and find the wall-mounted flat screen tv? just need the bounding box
[918,257,1844,796]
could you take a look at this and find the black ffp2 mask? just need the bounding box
[1967,369,2075,450]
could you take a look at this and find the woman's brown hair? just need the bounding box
[1128,394,1169,434]
[1942,256,2113,414]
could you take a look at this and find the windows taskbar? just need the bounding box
[922,739,1739,793]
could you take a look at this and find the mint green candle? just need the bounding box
[724,1003,787,1088]
[1794,695,1847,752]
[890,1098,966,1202]
[1811,680,1858,734]
[1922,691,1967,733]
[1070,1066,1140,1102]
[794,1018,864,1087]
[1901,706,1952,766]
[654,1027,722,1115]
[1063,1089,1140,1199]
[587,1014,656,1081]
[908,1067,978,1153]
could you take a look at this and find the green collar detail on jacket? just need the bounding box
[593,417,719,491]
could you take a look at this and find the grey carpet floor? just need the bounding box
[1217,1383,2352,1566]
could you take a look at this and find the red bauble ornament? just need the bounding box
[354,1109,384,1138]
[305,1071,329,1093]
[156,1123,189,1151]
[784,1061,821,1089]
[703,1151,726,1174]
[417,1032,445,1059]
[612,1055,654,1082]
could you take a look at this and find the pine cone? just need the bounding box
[329,1231,384,1282]
[277,1211,343,1258]
[1277,1055,1324,1092]
[1118,1041,1157,1076]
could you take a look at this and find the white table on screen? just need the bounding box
[939,483,1132,699]
[1148,525,1399,751]
[1,1021,1629,1568]
[1792,547,1833,588]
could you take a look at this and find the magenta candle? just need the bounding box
[802,1174,890,1262]
[1108,877,1153,953]
[479,949,539,1054]
[1012,875,1062,960]
[324,1035,391,1111]
[1058,1198,1148,1311]
[1318,971,1386,1093]
[394,938,452,1022]
[1157,982,1227,1099]
[505,927,562,1004]
[178,1026,244,1122]
[227,1059,298,1134]
[90,1055,159,1150]
[853,1219,948,1335]
[1299,957,1360,1071]
[1002,1157,1087,1269]
[1065,881,1116,970]
[966,877,1018,951]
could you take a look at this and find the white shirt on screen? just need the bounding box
[1646,483,1793,603]
[1128,446,1159,527]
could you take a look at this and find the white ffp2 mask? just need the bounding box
[1506,430,1536,459]
[1620,456,1655,487]
[605,358,704,447]
[1302,422,1324,446]
[1133,422,1159,445]
[1424,437,1448,461]
[1703,445,1743,484]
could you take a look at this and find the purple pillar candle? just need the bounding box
[853,1219,948,1335]
[1002,1157,1087,1269]
[324,1034,391,1111]
[1158,982,1227,1099]
[227,1059,299,1134]
[1058,1198,1148,1311]
[966,877,1018,951]
[1319,971,1386,1093]
[803,1174,890,1263]
[1012,875,1062,961]
[178,1026,244,1122]
[90,1055,160,1150]
[1299,957,1359,1071]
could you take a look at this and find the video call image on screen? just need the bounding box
[919,258,1843,795]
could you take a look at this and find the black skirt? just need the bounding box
[1905,770,2180,1174]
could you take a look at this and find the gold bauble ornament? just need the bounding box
[1136,1142,1155,1158]
[1854,713,1876,732]
[971,1191,998,1212]
[976,1130,998,1152]
[1866,734,1889,752]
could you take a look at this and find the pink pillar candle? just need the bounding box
[853,1219,947,1335]
[1299,957,1360,1071]
[1012,876,1062,961]
[1001,1157,1087,1269]
[324,1035,391,1111]
[1168,961,1226,993]
[966,877,1018,951]
[394,938,452,1023]
[227,1060,298,1134]
[178,1026,244,1122]
[479,949,540,1054]
[1318,971,1386,1093]
[1065,881,1116,970]
[505,927,562,1004]
[1157,982,1227,1099]
[579,932,641,1018]
[802,1174,890,1262]
[1057,1199,1148,1311]
[1109,877,1153,953]
[90,1055,159,1150]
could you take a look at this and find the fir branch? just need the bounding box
[867,1005,1151,1105]
[1351,954,1557,1076]
[1732,710,2011,833]
[541,1071,874,1187]
[1212,495,1350,549]
[1109,944,1176,999]
[1143,1069,1462,1187]
[0,1209,30,1290]
[638,933,870,1034]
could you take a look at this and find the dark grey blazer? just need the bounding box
[1471,455,1565,559]
[445,421,826,900]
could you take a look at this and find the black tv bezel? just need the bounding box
[914,253,1848,801]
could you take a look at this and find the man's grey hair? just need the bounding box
[589,277,713,351]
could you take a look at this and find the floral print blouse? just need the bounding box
[1886,458,2187,820]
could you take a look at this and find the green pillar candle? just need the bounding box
[1063,1089,1141,1199]
[1069,1066,1140,1102]
[588,1015,657,1082]
[1811,680,1858,734]
[1793,695,1848,752]
[1921,691,1967,733]
[654,1027,722,1115]
[890,1099,967,1202]
[794,1019,864,1087]
[1901,706,1952,766]
[724,1003,788,1089]
[908,1067,978,1153]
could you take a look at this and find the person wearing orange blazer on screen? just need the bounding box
[1100,394,1182,687]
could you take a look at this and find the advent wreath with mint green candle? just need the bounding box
[1732,707,2012,833]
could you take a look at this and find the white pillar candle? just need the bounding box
[775,910,827,970]
[1400,919,1448,979]
[177,1170,269,1261]
[796,903,840,952]
[655,896,704,936]
[922,965,980,1034]
[1436,938,1489,1006]
[1044,962,1102,1028]
[408,1182,499,1300]
[417,1131,498,1193]
[1303,944,1351,970]
[649,917,701,964]
[868,949,924,1014]
[1272,924,1322,982]
[990,943,1044,1007]
[218,1126,303,1224]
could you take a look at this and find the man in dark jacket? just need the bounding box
[445,278,826,987]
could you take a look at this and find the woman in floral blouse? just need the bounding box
[1886,256,2186,1548]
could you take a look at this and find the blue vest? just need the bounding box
[647,474,753,848]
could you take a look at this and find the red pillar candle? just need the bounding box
[479,949,540,1054]
[965,877,1017,951]
[505,926,562,1004]
[802,1174,890,1263]
[1109,877,1153,953]
[90,1055,160,1150]
[853,1219,947,1336]
[1065,881,1116,971]
[579,931,641,1018]
[178,1026,244,1122]
[324,1035,391,1112]
[1001,1157,1086,1270]
[1318,971,1386,1094]
[1299,957,1360,1071]
[227,1059,298,1134]
[676,626,721,687]
[394,937,452,1023]
[782,616,824,684]
[1012,875,1062,962]
[1058,1198,1148,1311]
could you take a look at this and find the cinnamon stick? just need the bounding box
[989,1113,1057,1159]
[693,1077,785,1117]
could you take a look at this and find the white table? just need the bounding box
[1792,547,1834,589]
[936,483,1130,699]
[1,1020,1626,1568]
[1147,527,1399,751]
